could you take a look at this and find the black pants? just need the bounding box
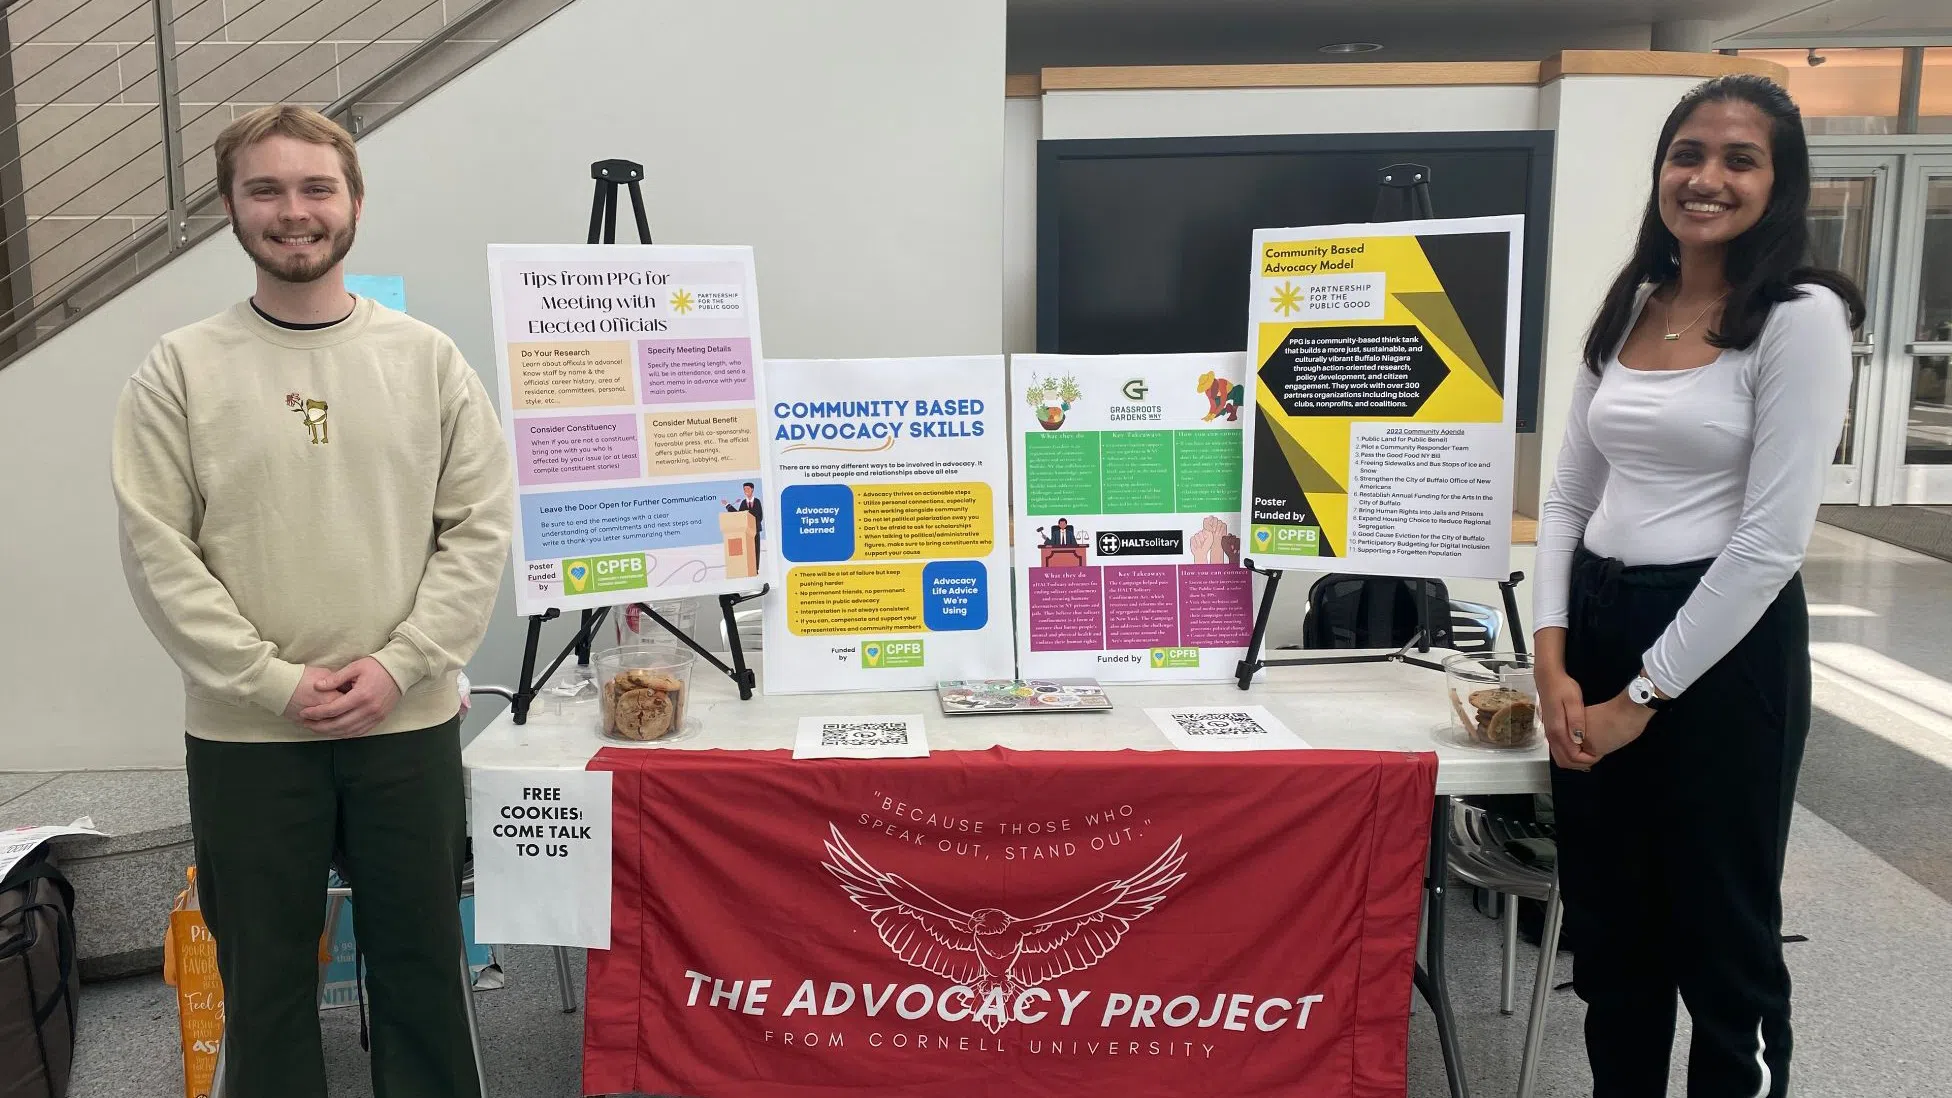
[185,719,480,1098]
[1551,548,1809,1098]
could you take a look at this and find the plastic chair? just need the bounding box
[1448,598,1502,653]
[1445,801,1565,1098]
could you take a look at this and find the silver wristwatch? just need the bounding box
[1627,674,1670,711]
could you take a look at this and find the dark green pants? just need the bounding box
[185,719,480,1098]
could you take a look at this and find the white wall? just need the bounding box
[1003,97,1042,353]
[0,0,1007,771]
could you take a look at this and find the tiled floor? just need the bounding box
[63,523,1952,1097]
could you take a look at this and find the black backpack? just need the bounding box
[1301,574,1454,650]
[0,848,77,1098]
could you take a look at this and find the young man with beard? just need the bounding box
[111,105,512,1097]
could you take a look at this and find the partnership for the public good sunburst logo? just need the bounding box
[670,288,695,314]
[1270,281,1305,317]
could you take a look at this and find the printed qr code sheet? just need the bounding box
[794,715,930,759]
[1146,706,1308,752]
[819,723,914,748]
[1171,711,1270,737]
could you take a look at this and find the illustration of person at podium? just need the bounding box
[1036,518,1088,568]
[721,482,763,566]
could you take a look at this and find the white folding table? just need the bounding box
[463,650,1548,1098]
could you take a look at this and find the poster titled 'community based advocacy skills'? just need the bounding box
[1241,216,1521,582]
[761,358,1013,694]
[1010,353,1256,683]
[486,244,771,616]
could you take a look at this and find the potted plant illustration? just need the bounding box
[1026,374,1082,430]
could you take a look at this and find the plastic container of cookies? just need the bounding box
[594,644,695,744]
[1440,652,1540,751]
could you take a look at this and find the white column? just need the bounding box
[1651,20,1717,53]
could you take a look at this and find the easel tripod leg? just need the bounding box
[1235,567,1283,690]
[575,608,598,664]
[719,592,757,700]
[627,179,653,245]
[513,614,545,725]
[1416,795,1471,1098]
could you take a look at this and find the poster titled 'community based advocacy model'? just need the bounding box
[487,244,770,616]
[761,358,1012,694]
[1011,353,1255,683]
[1241,216,1521,582]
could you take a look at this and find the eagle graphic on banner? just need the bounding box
[822,824,1187,1032]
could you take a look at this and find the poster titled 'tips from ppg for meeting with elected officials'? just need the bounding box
[1240,216,1521,582]
[487,244,771,616]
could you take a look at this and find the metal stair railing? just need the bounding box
[0,0,567,368]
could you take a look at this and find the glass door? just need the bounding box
[1809,158,1898,504]
[1880,154,1952,503]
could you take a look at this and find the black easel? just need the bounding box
[1233,164,1527,691]
[1373,162,1436,221]
[509,158,766,723]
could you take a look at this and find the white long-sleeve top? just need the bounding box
[1533,283,1852,696]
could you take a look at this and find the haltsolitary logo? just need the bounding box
[1096,530,1184,558]
[862,640,925,669]
[823,824,1187,1033]
[561,553,649,595]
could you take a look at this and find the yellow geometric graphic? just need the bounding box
[1396,291,1496,395]
[670,289,696,314]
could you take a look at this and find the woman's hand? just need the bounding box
[1576,694,1656,760]
[1537,665,1601,771]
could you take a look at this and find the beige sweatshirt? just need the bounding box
[112,296,515,742]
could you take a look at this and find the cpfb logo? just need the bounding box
[864,643,882,667]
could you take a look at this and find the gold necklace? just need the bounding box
[1663,290,1728,341]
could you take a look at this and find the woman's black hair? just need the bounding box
[1582,73,1867,372]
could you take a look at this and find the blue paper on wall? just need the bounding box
[344,273,407,313]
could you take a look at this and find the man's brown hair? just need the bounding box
[215,105,363,202]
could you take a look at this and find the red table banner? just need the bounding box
[584,746,1437,1098]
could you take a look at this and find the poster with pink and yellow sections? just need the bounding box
[487,244,772,616]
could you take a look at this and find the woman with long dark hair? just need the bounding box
[1533,74,1865,1097]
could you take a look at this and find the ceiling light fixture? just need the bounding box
[1807,48,1826,67]
[1319,42,1384,55]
